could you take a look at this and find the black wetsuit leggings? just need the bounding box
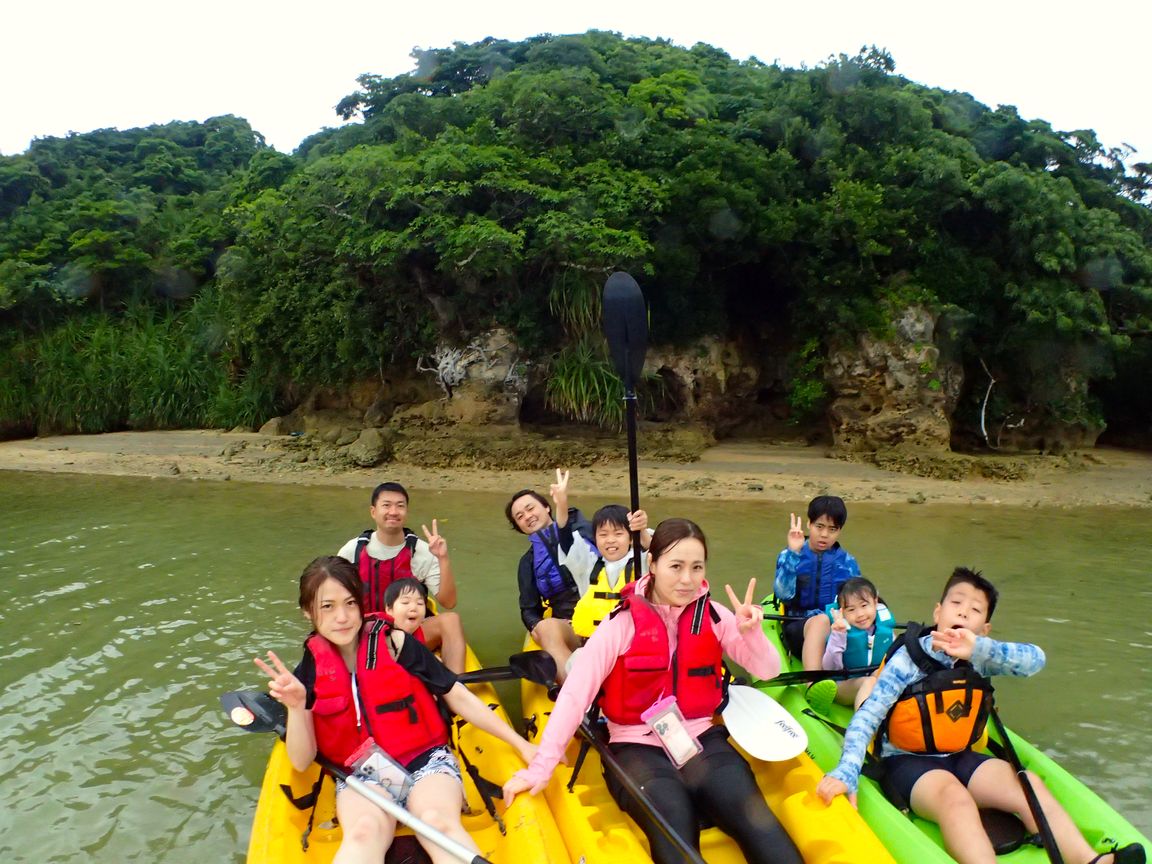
[604,726,804,864]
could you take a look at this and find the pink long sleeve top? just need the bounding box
[512,573,782,790]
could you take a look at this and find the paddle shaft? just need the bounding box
[988,706,1064,864]
[625,387,642,566]
[761,611,908,630]
[759,665,880,687]
[577,721,707,864]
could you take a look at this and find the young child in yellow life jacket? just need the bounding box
[568,503,651,640]
[816,567,1145,864]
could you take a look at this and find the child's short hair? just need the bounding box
[371,481,409,505]
[941,567,999,621]
[837,576,878,607]
[504,489,551,532]
[383,577,428,610]
[807,495,848,527]
[592,504,629,533]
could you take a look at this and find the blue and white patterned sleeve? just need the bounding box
[969,636,1046,677]
[827,649,920,794]
[773,548,800,601]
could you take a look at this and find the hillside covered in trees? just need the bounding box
[1,32,1150,449]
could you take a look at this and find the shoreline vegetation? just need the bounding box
[2,430,1151,508]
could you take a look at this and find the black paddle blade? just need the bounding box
[508,650,558,687]
[221,690,286,735]
[602,272,647,389]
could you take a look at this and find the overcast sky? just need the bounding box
[2,0,1147,169]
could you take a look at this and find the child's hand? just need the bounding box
[549,468,570,505]
[830,608,849,633]
[725,578,764,633]
[816,774,856,807]
[930,627,977,660]
[254,651,307,711]
[786,513,805,553]
[627,509,648,533]
[422,519,448,560]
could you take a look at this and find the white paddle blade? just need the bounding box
[722,684,808,761]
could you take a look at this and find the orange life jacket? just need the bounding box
[880,623,993,754]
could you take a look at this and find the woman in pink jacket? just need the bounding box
[502,518,803,864]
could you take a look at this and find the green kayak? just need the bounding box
[755,614,1150,863]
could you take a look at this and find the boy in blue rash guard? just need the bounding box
[817,568,1145,864]
[773,495,861,670]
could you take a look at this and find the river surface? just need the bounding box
[1,470,1149,861]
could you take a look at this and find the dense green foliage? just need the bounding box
[2,33,1151,442]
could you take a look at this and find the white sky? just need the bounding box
[2,0,1148,170]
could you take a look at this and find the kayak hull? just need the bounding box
[244,646,571,863]
[756,614,1151,863]
[520,635,896,864]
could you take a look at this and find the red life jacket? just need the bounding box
[308,615,449,768]
[354,528,418,614]
[600,583,724,724]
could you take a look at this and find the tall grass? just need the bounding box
[0,301,283,435]
[545,337,625,429]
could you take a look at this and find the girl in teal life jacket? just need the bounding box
[814,577,894,712]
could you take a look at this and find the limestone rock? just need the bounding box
[825,306,963,453]
[346,427,394,468]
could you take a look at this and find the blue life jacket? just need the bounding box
[787,543,854,615]
[826,602,895,668]
[529,525,571,600]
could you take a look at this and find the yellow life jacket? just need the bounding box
[571,557,636,638]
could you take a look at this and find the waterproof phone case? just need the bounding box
[640,695,702,768]
[347,738,413,802]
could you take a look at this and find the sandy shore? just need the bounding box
[2,430,1151,508]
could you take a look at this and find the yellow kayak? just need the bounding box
[244,646,571,863]
[519,636,895,864]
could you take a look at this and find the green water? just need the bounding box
[1,471,1148,861]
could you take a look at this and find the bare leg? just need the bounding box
[834,676,865,707]
[908,769,999,864]
[406,772,477,864]
[840,674,876,710]
[966,759,1103,864]
[531,618,580,683]
[420,612,467,674]
[801,615,831,671]
[333,785,397,864]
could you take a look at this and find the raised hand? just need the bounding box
[786,512,805,553]
[725,578,765,634]
[254,651,307,711]
[549,468,570,504]
[930,627,977,660]
[422,519,448,559]
[830,607,848,633]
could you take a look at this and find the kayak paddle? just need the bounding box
[721,684,808,761]
[220,690,494,864]
[602,271,648,571]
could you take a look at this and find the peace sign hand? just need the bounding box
[786,513,805,553]
[830,607,849,633]
[422,519,448,560]
[549,468,570,505]
[254,651,307,711]
[725,578,764,634]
